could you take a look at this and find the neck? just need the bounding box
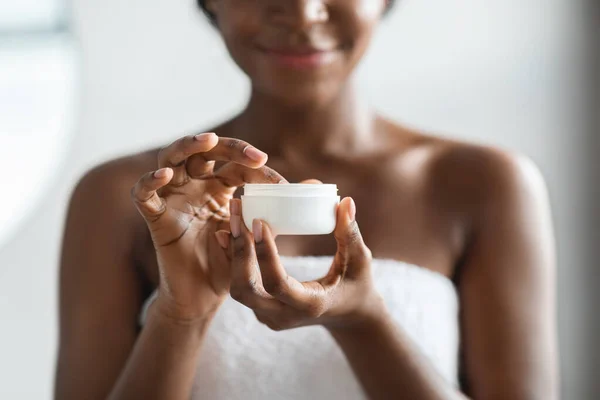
[232,79,376,159]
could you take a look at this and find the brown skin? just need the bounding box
[55,1,559,399]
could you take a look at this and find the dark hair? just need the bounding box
[197,1,396,25]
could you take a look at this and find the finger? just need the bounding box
[253,220,324,314]
[202,137,268,166]
[186,137,270,179]
[253,309,299,331]
[208,227,231,296]
[212,163,287,189]
[158,133,219,185]
[130,168,173,222]
[215,230,230,250]
[185,156,216,179]
[229,199,282,312]
[204,199,229,221]
[328,197,372,284]
[299,179,322,184]
[158,132,218,168]
[216,219,232,232]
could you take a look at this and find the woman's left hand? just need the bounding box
[215,196,385,331]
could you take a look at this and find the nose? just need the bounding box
[269,0,329,30]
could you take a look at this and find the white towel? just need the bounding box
[141,256,460,399]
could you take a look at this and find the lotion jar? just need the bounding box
[241,184,340,235]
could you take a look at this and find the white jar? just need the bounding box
[241,184,340,235]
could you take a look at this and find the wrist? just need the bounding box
[150,292,223,329]
[326,291,390,335]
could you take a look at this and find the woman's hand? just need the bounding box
[131,133,286,322]
[220,196,385,331]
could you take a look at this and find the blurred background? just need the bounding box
[0,0,597,398]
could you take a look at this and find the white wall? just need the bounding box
[0,0,595,398]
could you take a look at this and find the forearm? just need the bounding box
[328,300,468,400]
[108,299,213,400]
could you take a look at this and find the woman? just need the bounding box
[55,1,559,399]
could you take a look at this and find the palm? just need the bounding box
[152,180,232,296]
[153,179,233,248]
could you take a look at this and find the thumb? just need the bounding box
[332,197,372,273]
[299,179,323,184]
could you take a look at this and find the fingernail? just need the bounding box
[252,220,263,243]
[154,168,169,179]
[230,215,241,238]
[230,199,241,216]
[243,146,268,162]
[348,198,356,221]
[278,179,288,184]
[215,231,229,249]
[195,132,216,142]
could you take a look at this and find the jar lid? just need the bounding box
[243,183,338,197]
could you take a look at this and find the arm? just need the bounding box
[54,163,210,400]
[55,134,281,400]
[328,305,468,400]
[108,299,214,400]
[330,151,558,400]
[456,153,558,399]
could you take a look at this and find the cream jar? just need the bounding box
[241,184,340,235]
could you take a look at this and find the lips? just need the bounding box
[257,45,339,69]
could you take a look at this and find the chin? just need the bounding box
[256,78,346,108]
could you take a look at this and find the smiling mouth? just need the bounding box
[257,46,339,69]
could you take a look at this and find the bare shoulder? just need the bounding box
[380,117,548,208]
[71,149,158,217]
[60,149,160,302]
[411,132,549,218]
[64,149,159,258]
[382,119,551,241]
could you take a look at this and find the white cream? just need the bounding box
[241,184,340,235]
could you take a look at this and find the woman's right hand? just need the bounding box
[131,132,285,322]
